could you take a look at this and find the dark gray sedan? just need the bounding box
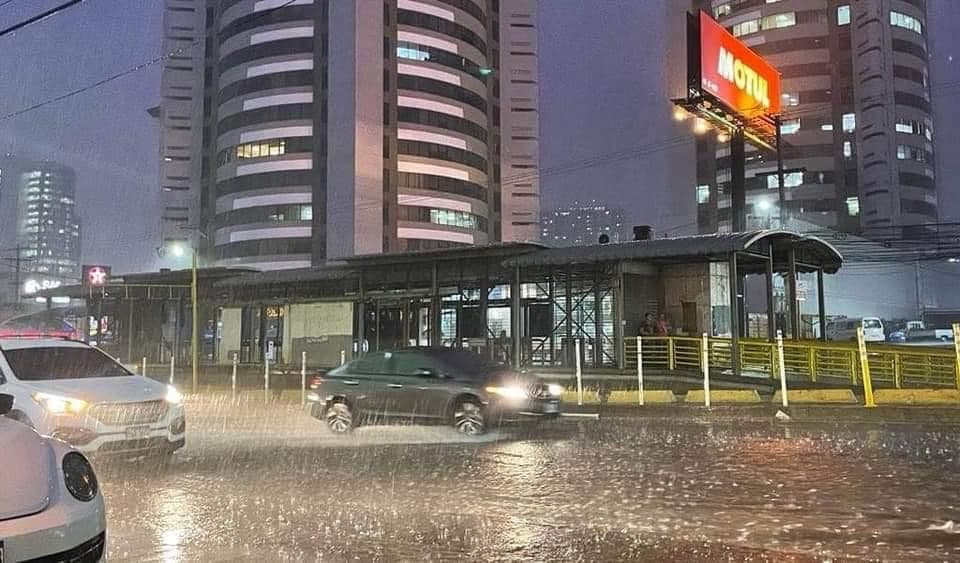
[305,348,562,435]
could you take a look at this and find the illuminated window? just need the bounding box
[842,113,856,132]
[714,3,730,18]
[843,141,853,158]
[837,5,850,26]
[781,92,800,107]
[732,19,760,37]
[762,12,796,30]
[846,197,860,216]
[890,11,922,35]
[299,205,313,221]
[397,43,431,61]
[430,209,480,230]
[780,118,801,135]
[696,184,710,204]
[821,124,834,132]
[767,172,803,189]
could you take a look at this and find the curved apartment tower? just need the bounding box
[157,0,539,269]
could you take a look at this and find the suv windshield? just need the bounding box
[4,347,132,381]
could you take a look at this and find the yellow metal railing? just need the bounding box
[624,335,960,390]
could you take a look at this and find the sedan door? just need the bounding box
[390,351,451,421]
[327,353,391,419]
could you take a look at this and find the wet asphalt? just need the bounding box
[92,394,960,562]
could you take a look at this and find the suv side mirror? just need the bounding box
[0,393,13,416]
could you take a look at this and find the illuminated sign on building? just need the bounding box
[23,278,63,296]
[82,265,111,287]
[696,11,781,119]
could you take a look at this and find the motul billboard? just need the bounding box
[691,11,781,119]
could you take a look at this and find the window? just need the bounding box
[781,118,801,135]
[221,139,288,164]
[397,44,430,61]
[714,3,730,18]
[897,144,927,162]
[843,141,853,158]
[696,184,710,204]
[732,19,760,37]
[842,113,856,132]
[4,347,132,380]
[766,172,802,189]
[837,5,850,26]
[890,11,922,35]
[895,119,930,140]
[762,12,796,31]
[429,208,481,230]
[781,92,800,107]
[821,124,834,132]
[846,197,860,216]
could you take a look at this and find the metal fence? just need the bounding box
[624,335,960,390]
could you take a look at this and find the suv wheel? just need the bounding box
[453,400,486,435]
[326,401,354,434]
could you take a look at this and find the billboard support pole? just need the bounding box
[731,128,746,232]
[776,115,787,228]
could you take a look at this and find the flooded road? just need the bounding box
[94,395,960,561]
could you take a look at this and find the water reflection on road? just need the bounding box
[95,397,960,561]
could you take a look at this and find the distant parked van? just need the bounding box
[826,317,885,342]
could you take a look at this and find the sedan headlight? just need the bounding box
[485,385,528,400]
[62,452,98,502]
[165,385,183,404]
[32,392,88,414]
[547,384,564,397]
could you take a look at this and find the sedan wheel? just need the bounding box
[326,402,354,433]
[453,400,486,435]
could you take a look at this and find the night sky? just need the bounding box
[0,0,956,274]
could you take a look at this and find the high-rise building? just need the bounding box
[540,200,625,246]
[0,157,81,301]
[691,0,936,236]
[156,0,539,270]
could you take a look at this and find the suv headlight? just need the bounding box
[32,392,88,414]
[62,452,98,502]
[547,384,564,397]
[165,385,183,404]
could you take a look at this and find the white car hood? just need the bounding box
[23,375,168,404]
[0,418,53,520]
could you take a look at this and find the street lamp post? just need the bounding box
[191,248,198,394]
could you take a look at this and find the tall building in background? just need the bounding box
[540,200,624,246]
[157,0,539,270]
[0,157,81,302]
[692,0,936,236]
[154,0,208,254]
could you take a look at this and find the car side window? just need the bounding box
[345,353,391,376]
[391,352,441,378]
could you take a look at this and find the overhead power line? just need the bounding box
[0,0,83,39]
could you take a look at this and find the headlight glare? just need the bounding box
[62,452,98,502]
[32,392,87,414]
[547,384,564,397]
[485,385,528,400]
[165,385,183,404]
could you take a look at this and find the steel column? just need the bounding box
[729,253,741,376]
[766,248,776,342]
[788,248,800,339]
[817,267,827,342]
[511,264,522,368]
[614,264,625,370]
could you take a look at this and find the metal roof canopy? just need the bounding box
[502,230,842,274]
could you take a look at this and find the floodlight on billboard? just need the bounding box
[694,11,781,119]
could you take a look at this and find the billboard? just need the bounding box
[694,11,781,119]
[82,265,111,287]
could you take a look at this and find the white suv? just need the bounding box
[0,338,186,455]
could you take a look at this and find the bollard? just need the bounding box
[701,333,711,408]
[953,323,960,391]
[575,338,583,406]
[301,351,307,407]
[231,353,238,401]
[169,355,175,386]
[340,349,346,366]
[776,330,788,408]
[857,326,876,408]
[636,335,645,406]
[264,356,270,404]
[141,357,147,377]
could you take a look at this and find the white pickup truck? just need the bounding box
[906,321,954,342]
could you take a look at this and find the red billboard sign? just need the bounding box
[698,11,780,118]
